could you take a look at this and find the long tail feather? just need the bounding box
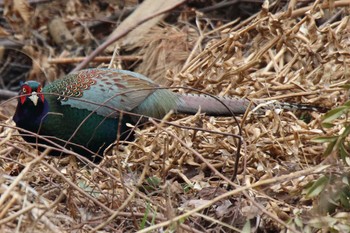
[175,94,327,116]
[175,93,251,116]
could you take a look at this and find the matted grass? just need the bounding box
[1,1,350,232]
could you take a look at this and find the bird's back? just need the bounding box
[43,68,180,119]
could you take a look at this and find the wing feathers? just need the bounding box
[44,69,163,118]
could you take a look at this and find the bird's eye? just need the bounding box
[37,86,42,92]
[22,87,27,93]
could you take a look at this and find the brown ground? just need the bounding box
[1,0,350,232]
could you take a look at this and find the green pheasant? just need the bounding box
[13,68,324,162]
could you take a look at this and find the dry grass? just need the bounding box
[1,0,350,232]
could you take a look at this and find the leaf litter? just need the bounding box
[0,0,350,232]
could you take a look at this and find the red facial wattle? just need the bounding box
[20,85,31,105]
[20,84,44,105]
[37,86,44,103]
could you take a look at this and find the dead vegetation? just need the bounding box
[1,0,350,232]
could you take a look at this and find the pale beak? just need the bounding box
[29,92,39,106]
